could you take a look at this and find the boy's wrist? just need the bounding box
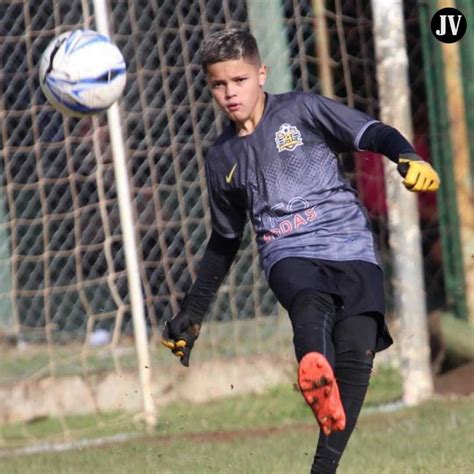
[180,292,208,323]
[398,152,423,163]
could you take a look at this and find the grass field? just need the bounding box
[1,367,473,474]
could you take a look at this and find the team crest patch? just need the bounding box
[275,123,304,152]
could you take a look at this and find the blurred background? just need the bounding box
[0,0,473,469]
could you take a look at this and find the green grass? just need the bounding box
[345,398,474,473]
[0,412,140,446]
[1,367,473,473]
[441,313,474,365]
[364,365,403,406]
[0,344,140,384]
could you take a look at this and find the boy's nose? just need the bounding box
[225,86,237,98]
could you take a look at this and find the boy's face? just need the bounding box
[206,57,266,125]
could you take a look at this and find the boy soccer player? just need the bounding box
[162,29,440,473]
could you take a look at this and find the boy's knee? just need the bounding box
[336,346,375,370]
[335,336,376,374]
[334,315,378,370]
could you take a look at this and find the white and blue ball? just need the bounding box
[39,29,126,117]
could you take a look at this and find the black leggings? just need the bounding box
[289,290,378,474]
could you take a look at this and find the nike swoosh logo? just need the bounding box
[225,163,237,183]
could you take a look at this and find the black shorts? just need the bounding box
[268,257,393,352]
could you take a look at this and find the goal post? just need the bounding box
[371,0,434,404]
[92,0,157,430]
[0,191,13,331]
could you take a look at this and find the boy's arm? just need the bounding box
[304,94,439,192]
[161,230,241,366]
[359,122,440,192]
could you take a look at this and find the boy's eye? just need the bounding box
[236,78,246,83]
[212,83,224,89]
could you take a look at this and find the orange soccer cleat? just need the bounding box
[298,352,346,436]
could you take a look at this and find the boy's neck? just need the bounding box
[234,91,267,137]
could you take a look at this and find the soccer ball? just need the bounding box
[39,29,126,117]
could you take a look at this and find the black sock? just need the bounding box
[311,315,377,474]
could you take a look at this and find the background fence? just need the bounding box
[0,0,466,441]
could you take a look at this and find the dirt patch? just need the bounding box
[434,361,474,396]
[150,423,316,447]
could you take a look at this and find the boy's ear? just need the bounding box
[258,64,267,87]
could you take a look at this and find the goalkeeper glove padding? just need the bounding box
[161,311,201,367]
[397,154,440,192]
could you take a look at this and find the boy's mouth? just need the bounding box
[227,103,241,112]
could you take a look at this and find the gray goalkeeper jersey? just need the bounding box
[205,91,381,279]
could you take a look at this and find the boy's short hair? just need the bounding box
[199,29,261,72]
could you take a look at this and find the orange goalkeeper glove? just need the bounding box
[161,312,201,367]
[397,154,440,192]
